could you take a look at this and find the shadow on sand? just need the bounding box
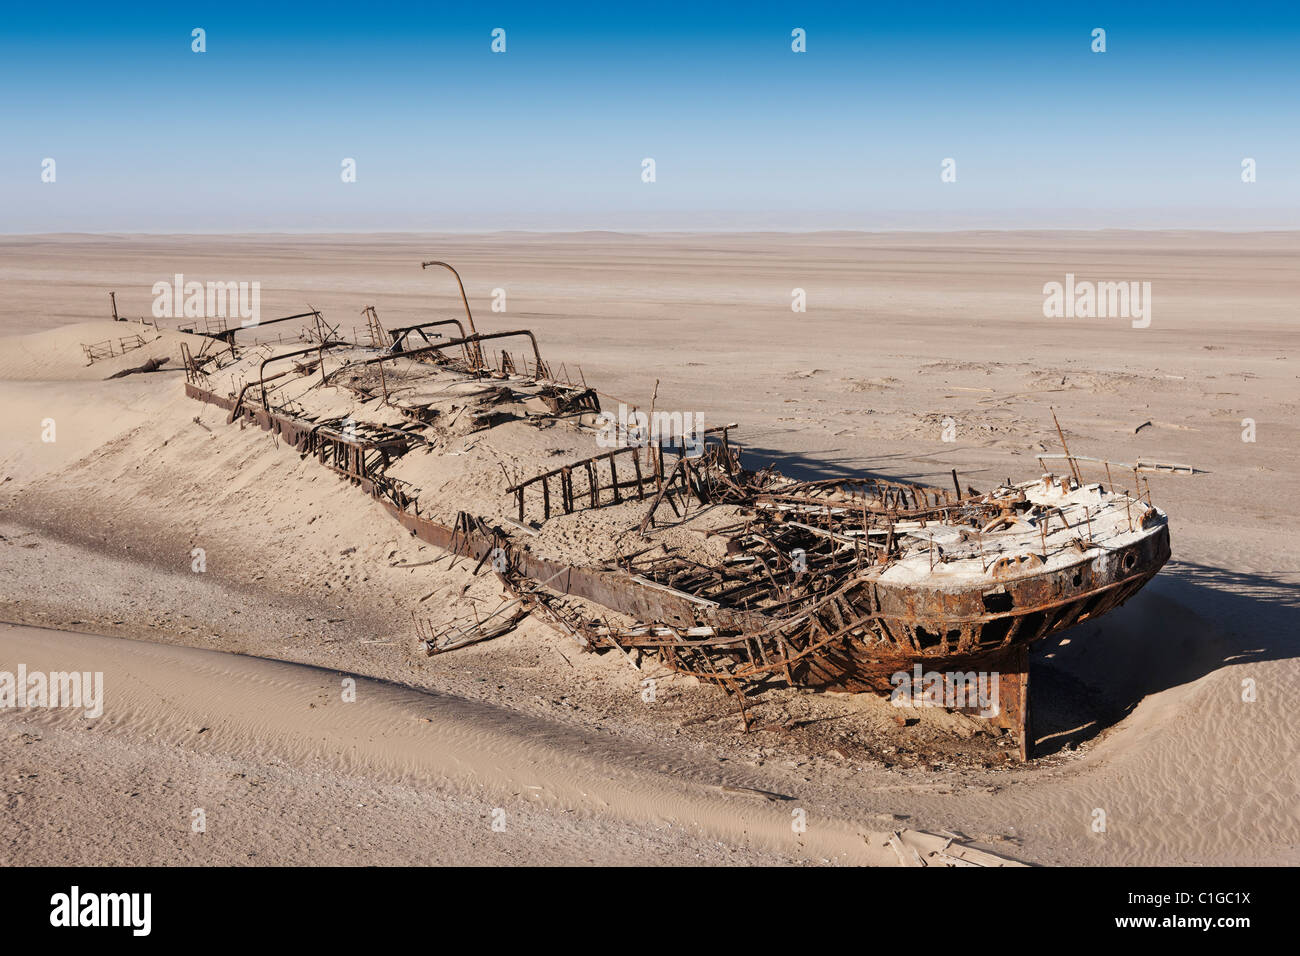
[1030,561,1299,756]
[732,440,1011,489]
[711,439,1295,760]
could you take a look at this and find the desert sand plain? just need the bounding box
[0,231,1296,866]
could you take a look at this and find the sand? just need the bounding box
[1,231,1297,866]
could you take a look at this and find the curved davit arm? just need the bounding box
[420,260,479,338]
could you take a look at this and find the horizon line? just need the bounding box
[5,227,1300,239]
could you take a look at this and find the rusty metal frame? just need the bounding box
[195,309,325,347]
[386,318,470,354]
[177,265,1180,761]
[253,341,348,410]
[186,366,1172,760]
[346,329,546,378]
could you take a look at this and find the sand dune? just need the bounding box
[1,232,1296,866]
[0,623,923,865]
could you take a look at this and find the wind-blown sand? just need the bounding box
[1,232,1296,866]
[0,623,903,865]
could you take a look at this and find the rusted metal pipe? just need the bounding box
[386,318,469,354]
[421,260,484,366]
[420,261,478,335]
[214,310,325,347]
[350,329,545,376]
[254,342,347,409]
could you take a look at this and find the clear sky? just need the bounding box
[2,1,1297,231]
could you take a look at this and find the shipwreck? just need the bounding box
[168,261,1172,760]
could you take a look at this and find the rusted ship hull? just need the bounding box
[797,522,1171,692]
[175,262,1177,761]
[189,375,1169,759]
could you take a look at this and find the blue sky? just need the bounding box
[2,1,1297,231]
